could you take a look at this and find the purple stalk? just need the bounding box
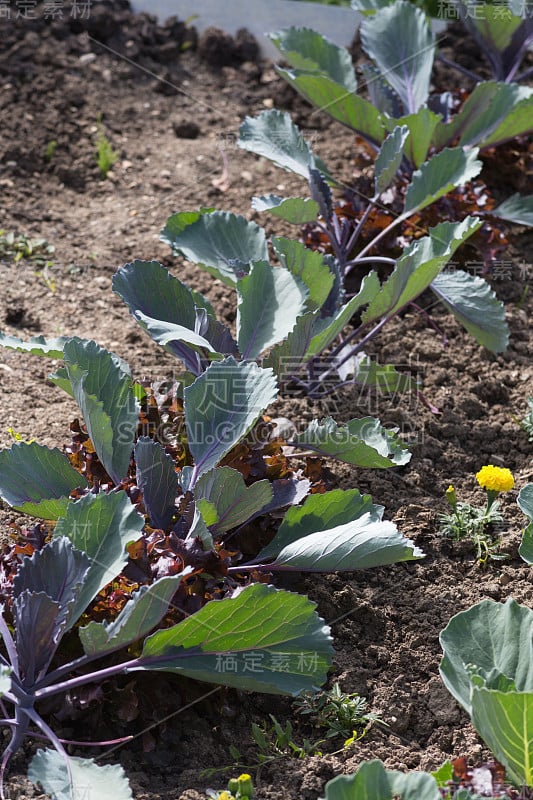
[308,315,390,393]
[516,64,533,82]
[33,657,140,701]
[315,221,344,264]
[29,730,134,747]
[23,706,74,791]
[0,617,19,677]
[436,54,480,84]
[409,302,449,346]
[344,198,378,257]
[34,653,95,690]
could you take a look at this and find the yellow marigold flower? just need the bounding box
[476,465,514,493]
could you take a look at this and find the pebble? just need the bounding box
[79,52,97,65]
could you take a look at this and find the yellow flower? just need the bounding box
[476,465,514,493]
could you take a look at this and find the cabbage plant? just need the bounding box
[159,111,509,399]
[0,330,424,799]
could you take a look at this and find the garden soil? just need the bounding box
[0,3,532,798]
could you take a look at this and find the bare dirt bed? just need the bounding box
[0,3,532,798]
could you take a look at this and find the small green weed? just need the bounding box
[0,230,56,291]
[228,715,319,769]
[95,115,119,178]
[517,399,533,442]
[0,230,54,266]
[44,140,58,162]
[294,682,383,744]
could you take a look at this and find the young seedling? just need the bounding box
[294,681,383,743]
[517,398,533,442]
[96,114,119,178]
[44,140,58,162]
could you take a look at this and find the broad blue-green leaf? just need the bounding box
[360,64,403,118]
[252,488,418,569]
[248,477,311,523]
[308,272,381,358]
[518,484,533,565]
[333,354,418,396]
[434,82,533,150]
[374,125,409,194]
[54,492,145,628]
[325,760,393,800]
[28,749,133,800]
[63,339,139,485]
[454,3,530,82]
[113,260,217,373]
[188,505,214,550]
[48,366,74,398]
[271,238,334,312]
[133,311,219,353]
[460,1,523,53]
[13,592,63,686]
[270,27,357,92]
[194,308,239,357]
[13,538,90,682]
[259,514,422,571]
[255,489,380,563]
[134,583,333,696]
[251,195,319,224]
[293,416,411,467]
[134,437,179,530]
[13,536,90,609]
[471,685,533,787]
[263,312,319,379]
[239,110,325,179]
[476,92,533,148]
[79,573,190,657]
[387,771,442,800]
[362,218,482,324]
[439,598,533,716]
[431,270,509,353]
[324,759,446,800]
[492,193,533,228]
[384,108,441,168]
[161,210,268,286]
[0,331,68,359]
[404,148,482,214]
[275,68,386,148]
[360,1,434,113]
[195,467,273,535]
[237,261,308,359]
[160,207,215,242]
[0,442,88,519]
[133,308,238,362]
[184,358,278,479]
